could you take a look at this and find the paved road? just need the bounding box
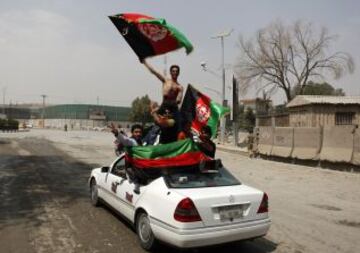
[0,136,276,253]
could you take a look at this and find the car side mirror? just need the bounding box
[101,166,110,173]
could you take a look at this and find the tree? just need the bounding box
[291,81,345,97]
[235,20,354,102]
[129,95,152,126]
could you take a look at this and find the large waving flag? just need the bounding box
[181,85,230,138]
[109,13,193,60]
[125,139,210,169]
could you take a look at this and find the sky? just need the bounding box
[0,0,359,107]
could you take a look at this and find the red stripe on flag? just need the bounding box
[125,151,211,169]
[121,13,154,22]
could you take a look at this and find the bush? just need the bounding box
[0,118,19,131]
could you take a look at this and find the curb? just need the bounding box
[216,145,249,157]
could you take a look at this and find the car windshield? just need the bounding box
[163,163,241,188]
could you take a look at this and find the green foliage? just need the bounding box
[129,95,152,126]
[0,118,19,130]
[291,81,345,97]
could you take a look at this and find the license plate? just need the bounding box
[218,205,244,221]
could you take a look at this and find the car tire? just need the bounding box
[136,212,157,251]
[90,178,100,207]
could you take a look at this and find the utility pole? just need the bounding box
[211,29,233,144]
[2,86,6,115]
[232,75,239,146]
[41,94,47,128]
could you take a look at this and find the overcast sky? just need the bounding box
[0,0,359,106]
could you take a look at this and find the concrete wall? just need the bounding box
[292,127,321,160]
[257,127,274,155]
[352,127,360,166]
[320,126,355,163]
[256,125,359,166]
[271,127,294,158]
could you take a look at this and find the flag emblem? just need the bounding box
[138,23,168,42]
[196,103,210,123]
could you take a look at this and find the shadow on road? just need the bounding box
[0,151,95,229]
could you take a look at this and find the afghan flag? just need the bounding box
[109,13,193,60]
[125,139,210,169]
[181,85,230,138]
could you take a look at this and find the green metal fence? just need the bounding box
[43,104,131,121]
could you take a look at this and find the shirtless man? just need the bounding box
[142,59,184,106]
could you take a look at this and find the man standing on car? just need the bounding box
[142,59,184,106]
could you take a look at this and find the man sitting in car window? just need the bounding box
[111,123,143,147]
[110,123,144,194]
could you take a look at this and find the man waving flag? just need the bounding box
[181,85,230,138]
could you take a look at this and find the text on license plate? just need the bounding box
[218,205,244,220]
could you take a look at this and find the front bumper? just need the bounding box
[150,217,271,248]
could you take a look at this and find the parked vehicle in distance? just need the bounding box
[89,155,271,251]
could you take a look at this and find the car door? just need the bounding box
[104,157,127,213]
[104,157,144,221]
[115,168,145,222]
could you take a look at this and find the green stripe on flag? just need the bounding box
[126,151,210,169]
[126,138,199,159]
[207,101,230,138]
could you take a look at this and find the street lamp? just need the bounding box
[211,29,233,143]
[201,61,221,78]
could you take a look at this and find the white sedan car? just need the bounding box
[89,155,271,250]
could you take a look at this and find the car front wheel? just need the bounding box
[90,178,100,206]
[136,212,157,251]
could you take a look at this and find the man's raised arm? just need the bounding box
[142,59,166,83]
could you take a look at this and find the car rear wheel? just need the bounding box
[90,179,100,206]
[136,212,157,251]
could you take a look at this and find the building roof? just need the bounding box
[286,95,360,108]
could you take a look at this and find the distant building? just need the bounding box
[240,98,272,115]
[286,95,360,127]
[0,104,32,119]
[0,103,132,129]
